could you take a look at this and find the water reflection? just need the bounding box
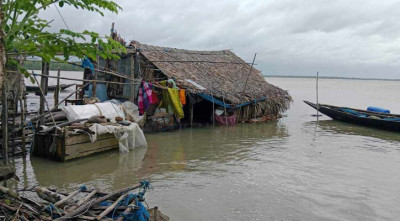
[18,121,288,191]
[305,119,400,143]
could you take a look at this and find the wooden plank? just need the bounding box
[64,145,118,161]
[65,137,119,155]
[65,133,115,146]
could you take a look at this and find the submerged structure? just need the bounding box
[31,37,292,161]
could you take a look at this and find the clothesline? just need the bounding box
[31,72,137,85]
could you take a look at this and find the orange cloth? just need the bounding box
[179,89,186,105]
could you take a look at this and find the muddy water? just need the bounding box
[10,75,400,220]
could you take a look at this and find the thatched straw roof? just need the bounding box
[136,42,292,113]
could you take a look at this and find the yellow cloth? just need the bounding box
[159,81,184,118]
[167,88,184,118]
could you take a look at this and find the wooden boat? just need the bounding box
[26,83,75,92]
[304,100,400,132]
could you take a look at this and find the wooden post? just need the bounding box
[130,54,135,102]
[54,67,61,109]
[2,80,8,164]
[39,62,49,125]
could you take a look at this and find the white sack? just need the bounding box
[62,103,125,121]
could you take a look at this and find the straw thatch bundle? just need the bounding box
[135,42,292,117]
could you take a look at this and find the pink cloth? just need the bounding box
[138,86,144,115]
[214,114,237,126]
[143,82,153,104]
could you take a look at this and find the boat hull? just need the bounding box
[304,100,400,132]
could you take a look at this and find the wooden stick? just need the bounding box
[77,189,98,206]
[54,188,82,207]
[54,184,142,221]
[95,193,128,220]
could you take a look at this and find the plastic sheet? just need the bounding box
[89,123,147,153]
[62,103,125,122]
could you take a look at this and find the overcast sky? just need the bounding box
[41,0,400,79]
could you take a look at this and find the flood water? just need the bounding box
[11,75,400,220]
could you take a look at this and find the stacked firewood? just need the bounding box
[0,181,169,221]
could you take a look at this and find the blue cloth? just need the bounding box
[82,58,95,73]
[340,108,367,118]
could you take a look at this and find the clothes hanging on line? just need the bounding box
[179,89,186,105]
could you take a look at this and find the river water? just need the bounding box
[11,75,400,220]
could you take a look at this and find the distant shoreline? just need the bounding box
[264,75,400,81]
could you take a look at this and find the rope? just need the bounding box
[53,3,72,32]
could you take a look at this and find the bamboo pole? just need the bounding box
[54,68,61,109]
[242,53,257,94]
[316,71,319,121]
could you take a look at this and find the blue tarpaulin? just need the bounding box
[197,93,267,110]
[197,93,232,109]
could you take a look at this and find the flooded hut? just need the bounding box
[126,41,292,129]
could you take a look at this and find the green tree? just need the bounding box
[2,0,126,78]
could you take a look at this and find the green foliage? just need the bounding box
[23,60,83,71]
[3,0,126,77]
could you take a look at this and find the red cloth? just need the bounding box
[214,114,237,126]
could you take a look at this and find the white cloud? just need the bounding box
[40,0,400,78]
